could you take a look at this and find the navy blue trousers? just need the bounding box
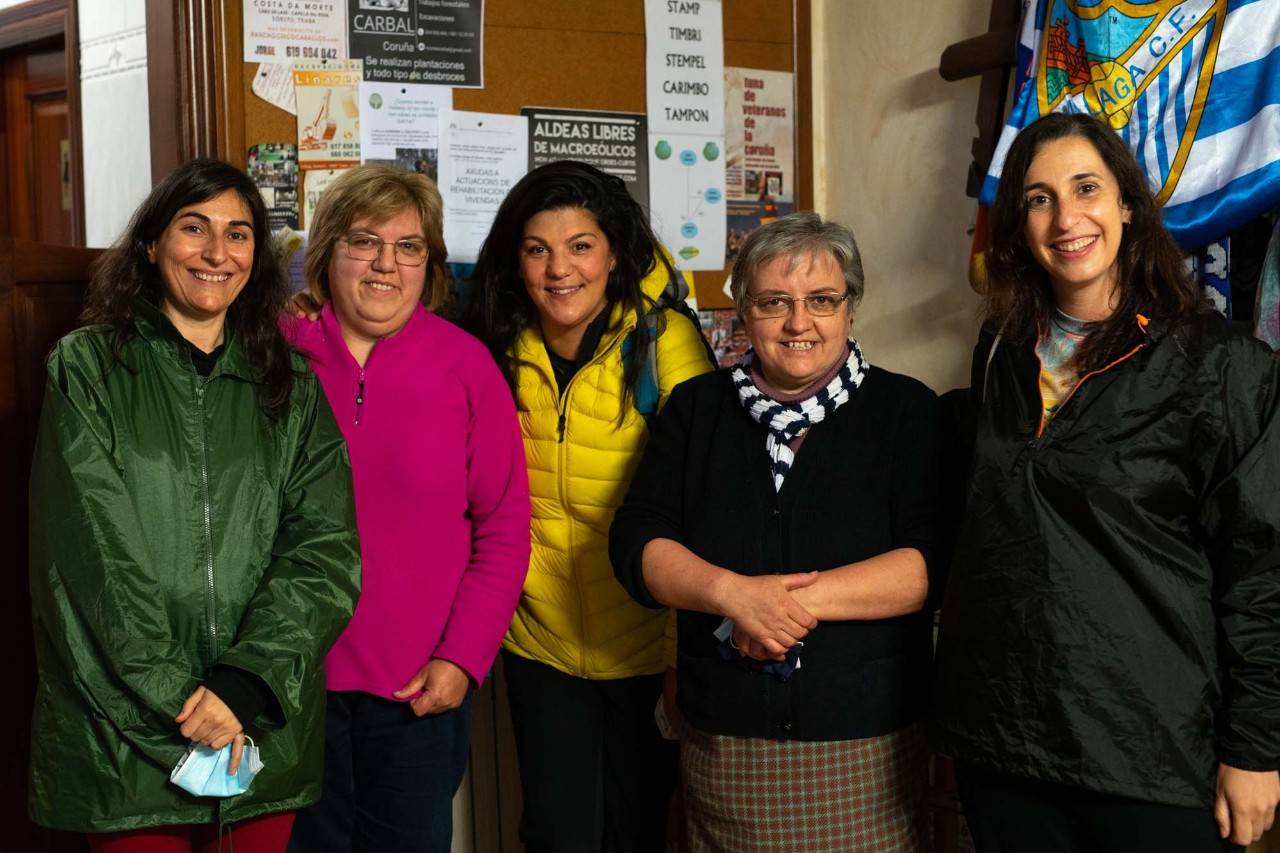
[957,764,1243,853]
[288,690,473,853]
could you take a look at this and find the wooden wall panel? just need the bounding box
[2,237,101,852]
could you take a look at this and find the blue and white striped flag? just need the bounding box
[980,0,1280,249]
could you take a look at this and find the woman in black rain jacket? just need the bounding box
[933,113,1280,852]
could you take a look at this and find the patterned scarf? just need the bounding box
[732,341,868,491]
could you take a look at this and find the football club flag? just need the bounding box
[980,0,1280,249]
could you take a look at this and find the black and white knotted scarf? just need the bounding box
[731,341,869,491]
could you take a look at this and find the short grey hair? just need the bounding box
[729,211,865,320]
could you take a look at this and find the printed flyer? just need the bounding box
[437,110,529,263]
[724,68,793,204]
[294,60,363,169]
[348,0,484,86]
[359,81,451,177]
[523,107,648,208]
[243,0,346,64]
[647,133,726,271]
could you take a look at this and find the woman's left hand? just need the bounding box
[175,686,244,749]
[1215,763,1280,845]
[393,658,470,716]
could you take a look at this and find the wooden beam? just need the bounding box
[65,0,83,246]
[939,27,1016,82]
[0,0,64,51]
[938,0,1020,196]
[795,0,813,212]
[146,0,245,179]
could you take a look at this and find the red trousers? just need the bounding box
[86,811,295,853]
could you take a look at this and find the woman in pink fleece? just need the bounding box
[284,165,531,853]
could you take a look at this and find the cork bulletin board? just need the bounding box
[232,0,811,309]
[177,4,812,847]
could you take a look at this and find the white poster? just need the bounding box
[644,0,724,136]
[725,68,794,203]
[244,0,347,64]
[437,111,529,263]
[358,83,452,162]
[647,133,726,271]
[79,0,151,248]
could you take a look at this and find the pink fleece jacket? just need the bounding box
[287,303,530,695]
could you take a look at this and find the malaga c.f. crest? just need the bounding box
[1034,0,1226,204]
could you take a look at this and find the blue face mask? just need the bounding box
[169,736,264,798]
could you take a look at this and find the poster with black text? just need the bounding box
[348,0,483,87]
[522,108,648,209]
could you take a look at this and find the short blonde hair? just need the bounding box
[304,165,448,311]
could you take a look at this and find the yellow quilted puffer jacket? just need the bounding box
[503,268,713,679]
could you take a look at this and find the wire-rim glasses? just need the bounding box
[341,233,428,266]
[747,291,849,318]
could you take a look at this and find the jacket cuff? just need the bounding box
[1218,746,1279,773]
[205,666,277,730]
[431,648,486,688]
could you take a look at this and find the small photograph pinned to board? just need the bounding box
[247,143,299,231]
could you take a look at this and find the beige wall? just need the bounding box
[812,0,988,393]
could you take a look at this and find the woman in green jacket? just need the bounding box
[28,159,361,852]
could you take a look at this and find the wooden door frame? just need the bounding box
[0,0,84,246]
[146,0,245,180]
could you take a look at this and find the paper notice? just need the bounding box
[437,110,529,263]
[251,63,297,115]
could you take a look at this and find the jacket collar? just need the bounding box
[316,300,428,368]
[1134,313,1170,343]
[131,296,255,381]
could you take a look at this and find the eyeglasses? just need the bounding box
[746,291,849,318]
[341,233,428,266]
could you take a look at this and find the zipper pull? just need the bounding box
[557,412,566,443]
[355,370,366,425]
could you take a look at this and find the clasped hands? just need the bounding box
[716,570,821,662]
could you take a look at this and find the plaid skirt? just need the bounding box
[680,721,930,852]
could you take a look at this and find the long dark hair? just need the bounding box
[985,112,1201,373]
[82,158,294,421]
[459,160,674,395]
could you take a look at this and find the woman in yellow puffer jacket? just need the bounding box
[462,161,713,852]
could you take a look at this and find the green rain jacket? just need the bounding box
[28,300,361,831]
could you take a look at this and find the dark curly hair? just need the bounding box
[82,158,295,422]
[985,112,1202,373]
[459,160,675,396]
